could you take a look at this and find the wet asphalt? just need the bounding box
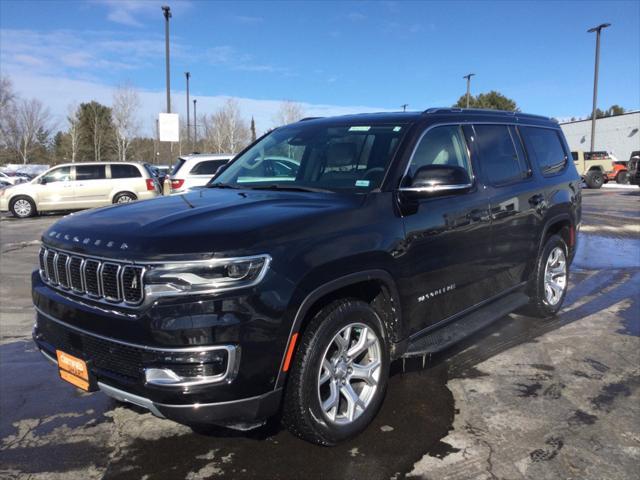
[0,186,638,480]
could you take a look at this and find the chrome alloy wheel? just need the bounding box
[117,195,133,203]
[317,322,382,425]
[544,246,567,306]
[13,199,32,217]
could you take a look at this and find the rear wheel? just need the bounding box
[10,196,36,218]
[585,171,604,189]
[113,192,137,204]
[521,234,569,318]
[282,299,389,445]
[616,171,630,184]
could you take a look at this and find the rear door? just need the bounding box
[73,164,110,207]
[470,124,540,295]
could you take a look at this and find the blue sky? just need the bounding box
[1,0,638,133]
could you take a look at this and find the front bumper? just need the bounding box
[33,307,284,425]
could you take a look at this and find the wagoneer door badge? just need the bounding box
[418,283,456,303]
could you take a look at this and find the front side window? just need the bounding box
[406,125,472,180]
[111,164,142,179]
[520,127,567,176]
[76,165,106,181]
[473,125,526,185]
[41,166,71,183]
[211,123,406,192]
[190,160,228,175]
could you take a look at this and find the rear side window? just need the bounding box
[190,160,228,175]
[111,164,142,179]
[171,158,186,176]
[473,125,527,186]
[76,165,106,180]
[520,127,568,176]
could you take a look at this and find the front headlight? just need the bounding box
[145,254,271,298]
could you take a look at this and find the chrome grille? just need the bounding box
[38,246,144,306]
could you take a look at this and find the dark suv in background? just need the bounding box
[32,108,581,445]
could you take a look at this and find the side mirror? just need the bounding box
[400,165,472,197]
[39,177,48,185]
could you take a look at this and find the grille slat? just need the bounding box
[38,247,144,306]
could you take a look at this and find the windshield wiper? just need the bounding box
[246,184,333,193]
[207,183,241,189]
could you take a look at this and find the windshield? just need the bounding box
[211,122,407,192]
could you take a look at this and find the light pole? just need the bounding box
[193,99,198,149]
[401,104,408,112]
[588,23,611,152]
[161,5,172,113]
[463,73,475,108]
[185,72,191,145]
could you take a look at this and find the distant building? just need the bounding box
[560,111,640,160]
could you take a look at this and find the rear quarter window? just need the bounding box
[190,160,228,175]
[111,164,142,179]
[520,127,568,176]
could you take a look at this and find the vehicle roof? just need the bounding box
[295,108,557,128]
[179,153,233,161]
[51,161,146,168]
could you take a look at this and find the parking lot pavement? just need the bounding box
[0,189,638,480]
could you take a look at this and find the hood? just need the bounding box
[42,188,365,260]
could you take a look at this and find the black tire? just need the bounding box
[585,171,604,189]
[616,171,630,185]
[9,196,37,218]
[282,298,390,446]
[520,234,569,318]
[113,192,137,204]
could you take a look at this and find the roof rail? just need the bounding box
[422,107,549,120]
[298,117,322,122]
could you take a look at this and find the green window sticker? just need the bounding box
[355,179,370,187]
[393,126,402,132]
[349,126,371,132]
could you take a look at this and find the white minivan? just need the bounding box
[169,154,233,194]
[0,162,160,218]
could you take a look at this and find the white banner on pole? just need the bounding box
[158,113,180,142]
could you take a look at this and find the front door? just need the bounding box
[36,166,74,209]
[398,124,492,336]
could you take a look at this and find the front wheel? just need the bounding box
[282,299,389,445]
[616,171,630,184]
[521,234,569,318]
[10,196,37,218]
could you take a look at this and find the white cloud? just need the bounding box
[92,0,193,28]
[4,70,390,136]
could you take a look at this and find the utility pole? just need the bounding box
[185,72,191,146]
[401,104,408,112]
[162,5,171,113]
[193,99,198,148]
[463,73,475,108]
[588,23,611,152]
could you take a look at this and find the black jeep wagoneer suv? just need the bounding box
[33,108,581,445]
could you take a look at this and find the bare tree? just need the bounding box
[273,100,305,126]
[202,99,250,154]
[3,98,51,164]
[67,103,80,163]
[112,84,141,161]
[0,76,17,150]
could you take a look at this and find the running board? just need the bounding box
[403,292,529,358]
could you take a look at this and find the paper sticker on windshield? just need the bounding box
[393,126,402,132]
[355,180,370,187]
[349,126,371,132]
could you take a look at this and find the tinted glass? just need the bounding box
[190,160,228,175]
[408,125,471,178]
[473,125,523,185]
[213,123,406,192]
[76,165,106,180]
[41,166,71,183]
[520,127,567,176]
[171,158,186,176]
[111,164,142,178]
